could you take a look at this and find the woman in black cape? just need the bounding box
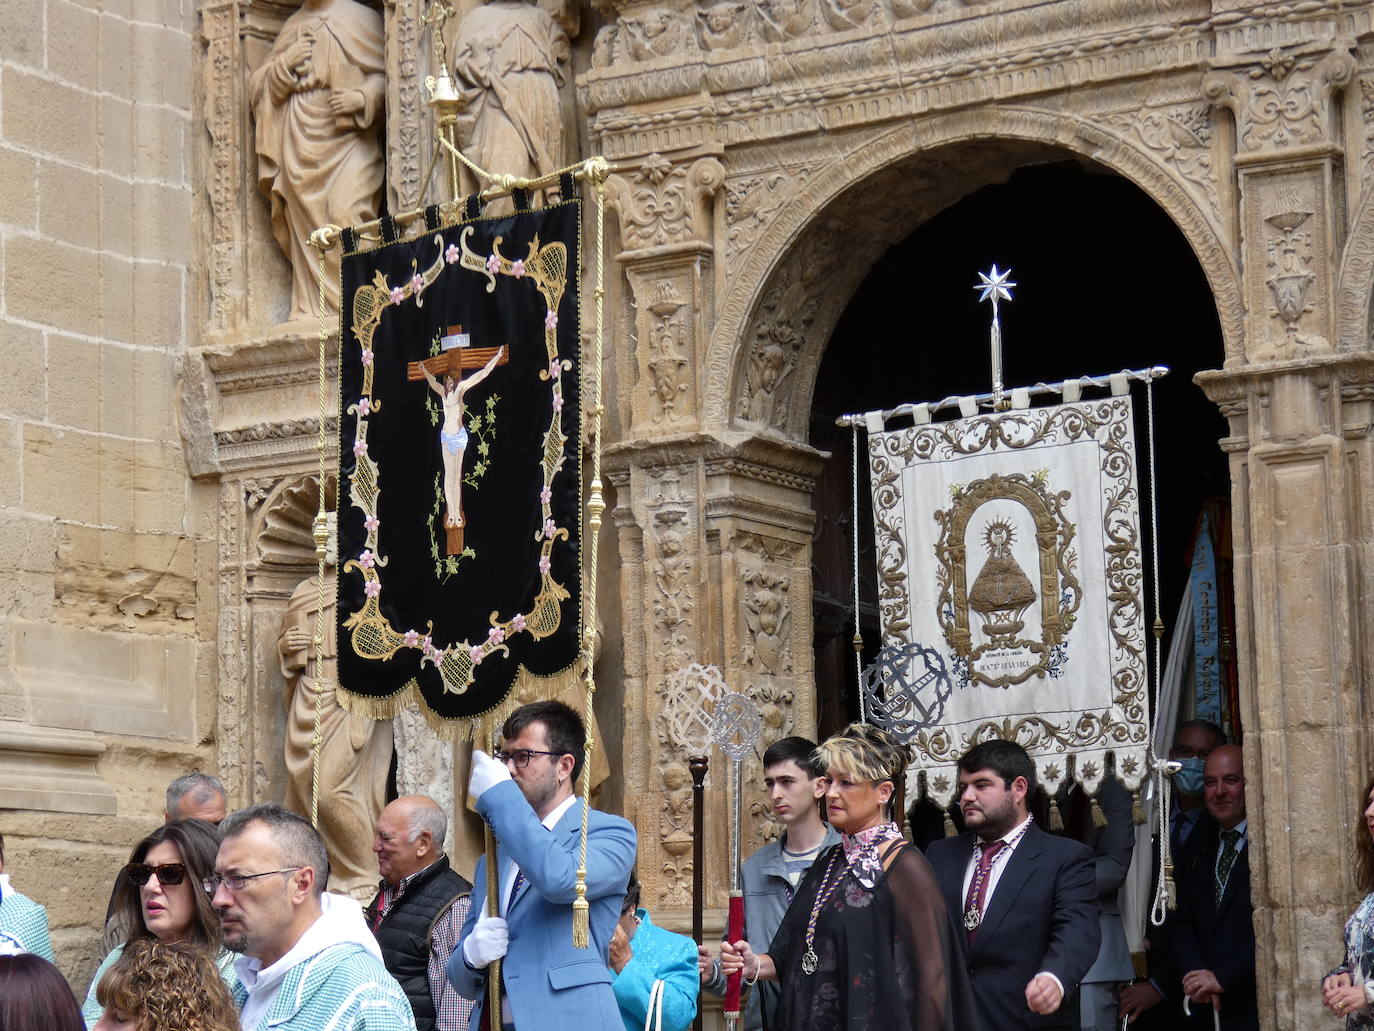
[721,723,977,1031]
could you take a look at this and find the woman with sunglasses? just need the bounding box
[720,724,976,1030]
[81,819,235,1028]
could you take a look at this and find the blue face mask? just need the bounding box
[1173,756,1205,796]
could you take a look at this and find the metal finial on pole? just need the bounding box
[973,265,1016,409]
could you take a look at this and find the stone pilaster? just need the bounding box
[1198,354,1374,1030]
[607,432,822,923]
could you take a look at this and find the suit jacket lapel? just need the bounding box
[1213,841,1249,925]
[970,824,1042,956]
[940,834,973,923]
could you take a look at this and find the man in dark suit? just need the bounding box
[1171,744,1256,1030]
[926,740,1101,1029]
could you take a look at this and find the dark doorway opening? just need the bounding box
[810,159,1231,742]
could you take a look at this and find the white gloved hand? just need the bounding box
[469,748,513,800]
[463,916,510,968]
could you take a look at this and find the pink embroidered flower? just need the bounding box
[361,348,374,367]
[411,273,424,294]
[511,259,526,278]
[486,254,501,274]
[421,635,433,654]
[539,555,551,575]
[364,580,381,599]
[364,514,380,532]
[357,397,372,416]
[511,614,527,632]
[389,286,405,305]
[548,360,561,380]
[445,243,460,265]
[432,648,446,665]
[539,485,552,506]
[545,310,558,330]
[403,630,420,647]
[353,439,367,458]
[488,626,505,644]
[359,550,375,569]
[552,395,564,413]
[544,518,557,540]
[470,645,484,665]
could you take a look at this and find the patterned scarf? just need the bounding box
[840,821,903,888]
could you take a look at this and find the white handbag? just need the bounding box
[643,978,665,1031]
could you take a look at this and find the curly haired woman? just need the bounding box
[1323,772,1374,1026]
[92,938,238,1031]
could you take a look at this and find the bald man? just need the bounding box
[1171,745,1257,1030]
[366,796,474,1031]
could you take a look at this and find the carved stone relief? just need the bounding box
[735,277,817,430]
[725,169,814,262]
[1204,46,1355,154]
[1100,104,1219,217]
[644,279,691,423]
[649,468,696,673]
[609,154,725,251]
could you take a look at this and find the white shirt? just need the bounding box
[959,815,1064,996]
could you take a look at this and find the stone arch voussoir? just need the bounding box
[707,105,1244,441]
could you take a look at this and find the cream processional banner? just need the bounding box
[866,396,1148,802]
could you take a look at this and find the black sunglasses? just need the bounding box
[125,862,188,887]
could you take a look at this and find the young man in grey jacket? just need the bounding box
[699,736,837,1031]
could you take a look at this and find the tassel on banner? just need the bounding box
[943,811,957,837]
[1132,790,1145,825]
[1091,797,1107,828]
[1165,867,1177,910]
[1049,798,1064,832]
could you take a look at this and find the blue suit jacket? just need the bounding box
[446,781,636,1031]
[926,824,1100,1030]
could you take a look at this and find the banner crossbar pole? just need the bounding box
[835,365,1170,428]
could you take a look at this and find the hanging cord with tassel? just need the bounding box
[571,157,610,948]
[306,227,342,828]
[1144,377,1176,924]
[851,421,866,722]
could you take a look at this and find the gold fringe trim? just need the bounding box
[334,663,582,742]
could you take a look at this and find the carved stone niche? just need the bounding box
[230,473,339,806]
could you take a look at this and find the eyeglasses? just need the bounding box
[202,868,303,894]
[125,863,187,887]
[494,749,561,768]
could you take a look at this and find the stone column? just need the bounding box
[1200,29,1364,1030]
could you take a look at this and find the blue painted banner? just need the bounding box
[1190,511,1222,725]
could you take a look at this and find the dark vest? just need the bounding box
[367,855,472,1031]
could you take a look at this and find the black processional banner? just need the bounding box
[336,198,581,723]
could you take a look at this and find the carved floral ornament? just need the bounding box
[1203,46,1356,154]
[608,154,725,251]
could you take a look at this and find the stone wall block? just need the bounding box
[4,68,99,167]
[46,334,101,433]
[38,158,102,249]
[4,235,100,336]
[0,147,39,230]
[49,0,102,91]
[0,0,46,65]
[0,322,47,423]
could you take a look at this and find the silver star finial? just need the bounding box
[974,265,1016,305]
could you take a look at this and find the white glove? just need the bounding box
[463,916,509,968]
[469,748,512,800]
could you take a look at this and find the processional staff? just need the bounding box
[712,691,763,1031]
[973,264,1016,409]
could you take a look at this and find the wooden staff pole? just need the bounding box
[689,754,709,1031]
[484,821,502,1029]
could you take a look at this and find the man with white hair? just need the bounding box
[367,796,474,1031]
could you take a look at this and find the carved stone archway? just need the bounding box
[709,107,1246,439]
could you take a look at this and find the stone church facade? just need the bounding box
[0,1,1371,1027]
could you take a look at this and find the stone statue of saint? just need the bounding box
[279,524,394,902]
[450,0,570,197]
[249,0,386,325]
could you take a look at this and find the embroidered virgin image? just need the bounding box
[867,397,1147,799]
[334,198,582,724]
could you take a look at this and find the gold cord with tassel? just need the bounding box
[1049,797,1064,832]
[571,158,610,948]
[1090,796,1107,829]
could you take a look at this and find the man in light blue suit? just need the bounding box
[447,700,636,1031]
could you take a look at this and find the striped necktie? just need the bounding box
[1214,829,1241,904]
